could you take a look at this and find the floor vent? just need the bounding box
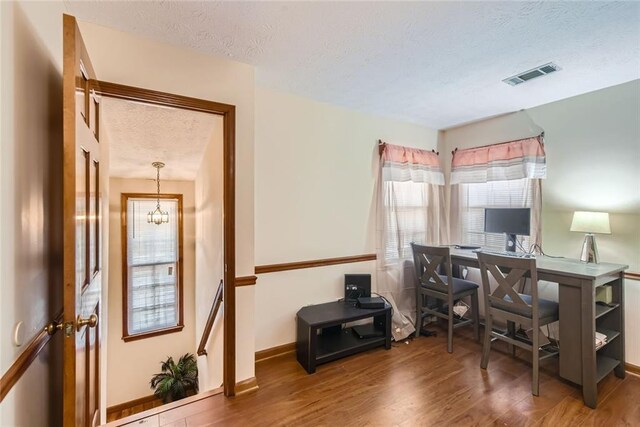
[503,62,561,86]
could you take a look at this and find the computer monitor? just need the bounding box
[484,208,531,252]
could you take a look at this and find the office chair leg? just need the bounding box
[532,327,540,396]
[481,315,492,370]
[472,291,480,342]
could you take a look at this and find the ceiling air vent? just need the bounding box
[503,62,561,86]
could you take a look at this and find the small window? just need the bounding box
[122,193,184,341]
[457,178,537,251]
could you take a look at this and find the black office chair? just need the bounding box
[411,243,480,353]
[477,252,559,396]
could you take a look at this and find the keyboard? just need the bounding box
[472,249,535,258]
[454,244,481,250]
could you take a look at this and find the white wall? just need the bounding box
[254,87,439,351]
[442,80,640,365]
[0,1,66,425]
[194,118,225,391]
[106,178,196,406]
[78,21,257,383]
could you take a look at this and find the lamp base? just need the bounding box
[580,233,599,264]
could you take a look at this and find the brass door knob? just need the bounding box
[45,321,63,336]
[76,313,98,331]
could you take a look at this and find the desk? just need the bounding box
[450,249,628,408]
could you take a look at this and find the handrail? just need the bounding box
[0,309,63,402]
[197,280,224,356]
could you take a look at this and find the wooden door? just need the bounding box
[62,14,102,427]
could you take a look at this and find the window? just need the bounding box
[450,136,545,252]
[383,180,434,262]
[456,178,539,251]
[122,194,184,341]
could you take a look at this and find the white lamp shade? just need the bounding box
[570,211,611,234]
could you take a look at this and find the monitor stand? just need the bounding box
[505,233,517,252]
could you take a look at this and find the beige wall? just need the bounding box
[254,87,439,351]
[106,178,196,406]
[194,118,225,391]
[78,21,257,383]
[442,80,640,365]
[0,1,66,425]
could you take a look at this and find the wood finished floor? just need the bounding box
[106,398,163,422]
[122,326,640,426]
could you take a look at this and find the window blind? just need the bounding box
[458,178,534,251]
[383,181,431,262]
[126,198,179,335]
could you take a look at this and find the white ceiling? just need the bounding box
[67,1,640,129]
[101,97,220,180]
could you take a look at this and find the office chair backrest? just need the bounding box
[411,243,453,295]
[476,252,538,317]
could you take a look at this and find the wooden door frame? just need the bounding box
[90,80,237,397]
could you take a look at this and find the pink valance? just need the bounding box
[450,136,546,184]
[381,143,444,185]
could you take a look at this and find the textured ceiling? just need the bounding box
[101,97,220,180]
[67,1,640,129]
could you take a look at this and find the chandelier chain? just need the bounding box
[156,165,161,207]
[148,162,168,225]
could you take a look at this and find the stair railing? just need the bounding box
[197,279,224,356]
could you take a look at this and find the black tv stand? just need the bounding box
[296,300,391,374]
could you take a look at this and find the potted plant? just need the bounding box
[150,353,199,403]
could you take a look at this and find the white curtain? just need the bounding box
[450,136,546,185]
[376,143,446,341]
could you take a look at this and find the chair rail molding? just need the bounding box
[255,253,376,274]
[624,272,640,282]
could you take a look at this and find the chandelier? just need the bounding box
[147,162,169,225]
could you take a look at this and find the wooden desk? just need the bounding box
[450,249,628,408]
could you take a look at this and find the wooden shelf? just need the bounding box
[595,303,620,319]
[596,355,621,383]
[595,328,620,352]
[316,328,386,364]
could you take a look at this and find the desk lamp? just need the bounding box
[570,211,610,264]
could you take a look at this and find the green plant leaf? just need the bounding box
[150,353,199,402]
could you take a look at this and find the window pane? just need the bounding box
[459,179,533,251]
[383,181,430,261]
[126,198,179,335]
